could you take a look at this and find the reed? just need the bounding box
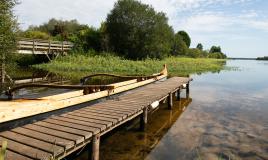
[35,54,227,81]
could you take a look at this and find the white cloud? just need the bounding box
[15,0,117,29]
[179,13,234,32]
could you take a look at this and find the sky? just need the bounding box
[14,0,268,58]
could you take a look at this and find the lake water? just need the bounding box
[1,60,267,159]
[76,60,268,160]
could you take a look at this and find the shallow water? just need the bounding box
[1,60,267,159]
[145,60,268,160]
[75,60,268,160]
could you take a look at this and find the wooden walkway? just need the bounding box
[0,77,191,160]
[17,39,73,61]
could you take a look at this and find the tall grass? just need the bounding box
[0,140,7,160]
[34,54,227,81]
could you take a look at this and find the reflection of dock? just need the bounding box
[0,77,192,160]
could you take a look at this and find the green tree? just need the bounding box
[0,0,18,81]
[21,30,50,39]
[209,46,222,53]
[106,0,174,59]
[28,19,88,40]
[196,43,203,50]
[172,34,187,56]
[72,27,102,52]
[177,31,191,48]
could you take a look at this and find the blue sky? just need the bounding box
[14,0,268,58]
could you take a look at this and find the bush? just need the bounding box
[21,30,50,39]
[208,52,226,59]
[187,48,201,58]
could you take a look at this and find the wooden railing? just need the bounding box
[18,38,73,55]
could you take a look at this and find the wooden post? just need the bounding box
[186,83,190,98]
[91,134,100,160]
[168,92,173,109]
[61,41,64,56]
[1,62,5,84]
[48,40,51,54]
[176,89,181,101]
[32,40,35,55]
[140,107,148,131]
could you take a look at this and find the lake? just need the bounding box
[76,60,268,160]
[1,60,267,160]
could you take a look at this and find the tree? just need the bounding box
[106,0,174,59]
[177,31,191,48]
[73,27,102,52]
[0,0,18,59]
[172,34,187,56]
[21,30,50,39]
[28,19,88,40]
[196,43,203,50]
[0,0,18,82]
[209,46,222,53]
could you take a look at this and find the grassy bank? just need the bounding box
[34,54,227,81]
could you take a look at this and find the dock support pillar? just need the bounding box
[168,92,173,110]
[176,89,181,101]
[186,83,190,98]
[140,107,148,131]
[91,134,100,160]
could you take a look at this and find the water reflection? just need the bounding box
[146,60,268,160]
[0,68,133,99]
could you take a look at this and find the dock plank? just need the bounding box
[33,121,93,139]
[0,136,52,160]
[72,110,119,124]
[11,127,74,150]
[23,124,84,144]
[60,114,113,128]
[0,131,64,156]
[51,116,107,131]
[5,150,32,160]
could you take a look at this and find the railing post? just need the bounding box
[32,39,35,54]
[61,41,64,55]
[1,61,5,84]
[48,40,51,54]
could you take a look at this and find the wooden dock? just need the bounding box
[0,77,192,160]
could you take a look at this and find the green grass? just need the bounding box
[34,54,227,81]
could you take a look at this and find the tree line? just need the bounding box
[2,0,227,61]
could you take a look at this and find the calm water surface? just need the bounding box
[1,60,267,160]
[77,60,268,160]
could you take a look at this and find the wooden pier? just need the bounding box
[0,77,192,160]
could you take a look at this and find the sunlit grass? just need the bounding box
[34,54,227,81]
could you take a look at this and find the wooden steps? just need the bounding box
[0,77,192,160]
